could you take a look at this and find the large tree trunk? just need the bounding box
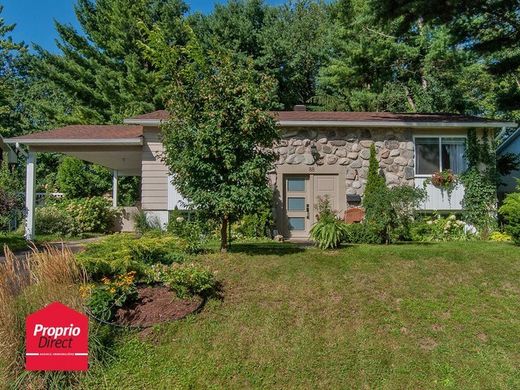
[220,216,229,253]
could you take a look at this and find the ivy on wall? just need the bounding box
[460,129,498,237]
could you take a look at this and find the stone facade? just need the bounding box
[274,127,415,195]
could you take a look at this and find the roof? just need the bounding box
[6,125,143,146]
[497,127,520,154]
[124,110,516,128]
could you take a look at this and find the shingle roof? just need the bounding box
[9,125,143,141]
[270,111,500,123]
[127,110,170,120]
[126,109,511,124]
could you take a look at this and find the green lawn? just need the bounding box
[0,232,105,254]
[80,241,520,389]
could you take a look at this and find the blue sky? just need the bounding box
[2,0,285,52]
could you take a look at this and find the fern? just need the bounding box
[310,215,349,249]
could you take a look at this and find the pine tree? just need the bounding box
[36,0,189,124]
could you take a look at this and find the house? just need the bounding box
[4,107,516,240]
[497,128,520,198]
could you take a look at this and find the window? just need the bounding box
[415,137,467,175]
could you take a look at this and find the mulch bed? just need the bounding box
[113,285,204,328]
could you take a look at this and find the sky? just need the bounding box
[2,0,284,53]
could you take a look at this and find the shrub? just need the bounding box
[36,197,117,236]
[233,208,273,239]
[65,197,117,234]
[167,212,205,254]
[344,223,383,244]
[499,181,520,245]
[151,263,217,299]
[411,215,477,242]
[310,196,349,249]
[0,161,23,232]
[35,205,74,235]
[82,272,138,322]
[78,233,187,280]
[489,231,512,242]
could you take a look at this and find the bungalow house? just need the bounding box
[497,127,520,198]
[4,107,516,240]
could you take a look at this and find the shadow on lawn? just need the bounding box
[227,241,305,256]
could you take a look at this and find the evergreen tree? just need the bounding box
[315,0,494,114]
[36,0,189,124]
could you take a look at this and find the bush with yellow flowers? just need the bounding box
[82,271,137,321]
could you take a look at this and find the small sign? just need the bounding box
[25,301,88,371]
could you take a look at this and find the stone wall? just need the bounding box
[274,127,415,195]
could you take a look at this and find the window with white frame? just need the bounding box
[415,137,467,175]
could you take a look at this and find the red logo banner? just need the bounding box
[25,301,89,371]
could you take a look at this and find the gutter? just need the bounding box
[3,138,144,146]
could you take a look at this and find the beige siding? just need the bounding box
[141,127,169,210]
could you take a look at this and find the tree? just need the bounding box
[369,0,520,118]
[315,0,495,114]
[190,0,332,108]
[56,157,111,198]
[143,25,279,252]
[36,0,189,124]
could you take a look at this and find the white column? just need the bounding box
[112,170,118,208]
[25,151,36,240]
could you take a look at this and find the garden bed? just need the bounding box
[113,285,205,327]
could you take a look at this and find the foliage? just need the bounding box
[310,196,349,249]
[65,197,117,235]
[191,0,332,108]
[167,213,206,254]
[370,0,520,117]
[0,160,23,231]
[343,222,383,244]
[428,169,457,198]
[56,157,111,199]
[363,143,386,209]
[315,0,490,114]
[143,26,279,252]
[411,214,477,242]
[150,263,217,299]
[82,272,138,322]
[363,145,426,242]
[489,231,512,243]
[499,181,520,245]
[133,210,162,235]
[35,0,189,124]
[232,201,273,239]
[461,129,498,237]
[77,233,188,280]
[35,197,116,236]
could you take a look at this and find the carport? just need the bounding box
[5,125,144,239]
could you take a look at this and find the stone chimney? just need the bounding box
[293,104,306,111]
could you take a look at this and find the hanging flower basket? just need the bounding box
[431,170,456,189]
[426,170,458,202]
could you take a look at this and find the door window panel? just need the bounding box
[287,178,305,192]
[288,197,306,211]
[288,217,305,231]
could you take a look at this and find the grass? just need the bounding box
[79,241,520,389]
[0,232,105,254]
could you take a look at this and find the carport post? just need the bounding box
[112,170,118,208]
[25,151,36,240]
